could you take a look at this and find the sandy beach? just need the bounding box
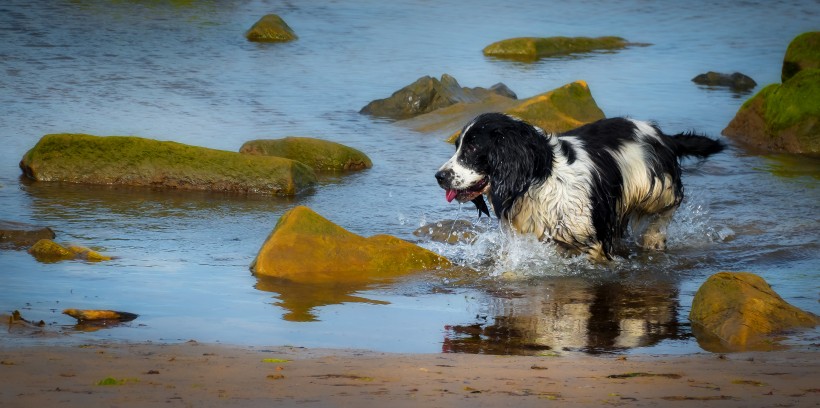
[2,341,818,407]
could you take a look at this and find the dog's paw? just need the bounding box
[639,234,667,251]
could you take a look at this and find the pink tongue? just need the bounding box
[445,189,458,203]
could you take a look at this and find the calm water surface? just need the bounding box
[1,0,818,354]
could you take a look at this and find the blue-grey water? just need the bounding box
[1,0,818,354]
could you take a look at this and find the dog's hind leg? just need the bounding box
[637,207,677,251]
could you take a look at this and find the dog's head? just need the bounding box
[435,113,554,218]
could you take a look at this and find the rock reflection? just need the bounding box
[443,277,683,354]
[255,277,389,322]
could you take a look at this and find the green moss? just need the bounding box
[240,137,372,172]
[28,239,75,262]
[759,69,820,133]
[483,36,632,61]
[20,134,316,195]
[782,31,820,82]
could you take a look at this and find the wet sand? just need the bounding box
[1,341,818,407]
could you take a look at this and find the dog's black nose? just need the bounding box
[435,169,450,187]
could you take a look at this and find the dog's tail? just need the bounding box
[669,132,725,158]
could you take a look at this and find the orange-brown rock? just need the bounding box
[250,206,450,283]
[689,272,818,350]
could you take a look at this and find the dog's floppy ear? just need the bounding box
[487,119,553,218]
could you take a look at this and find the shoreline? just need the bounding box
[2,340,817,407]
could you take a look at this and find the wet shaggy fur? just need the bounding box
[435,113,725,262]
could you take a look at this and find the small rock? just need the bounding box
[0,220,55,248]
[245,14,297,42]
[360,74,517,120]
[692,71,756,92]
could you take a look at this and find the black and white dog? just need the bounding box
[435,113,724,262]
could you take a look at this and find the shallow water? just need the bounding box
[1,0,818,354]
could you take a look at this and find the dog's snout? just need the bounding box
[435,169,451,187]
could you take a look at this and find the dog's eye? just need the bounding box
[464,144,478,154]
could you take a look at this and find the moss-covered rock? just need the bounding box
[28,239,75,262]
[245,14,297,42]
[0,220,55,249]
[66,245,112,262]
[20,134,317,195]
[782,31,820,82]
[360,74,517,120]
[27,239,110,262]
[692,71,757,92]
[239,137,372,172]
[250,206,451,283]
[482,36,637,61]
[505,81,605,133]
[689,272,819,351]
[722,69,820,153]
[439,81,605,142]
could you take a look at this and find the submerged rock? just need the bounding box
[689,272,818,351]
[27,239,111,262]
[27,239,75,262]
[360,74,517,120]
[0,220,55,249]
[245,14,297,42]
[413,219,486,244]
[692,71,756,92]
[482,36,639,61]
[722,69,820,154]
[19,133,317,196]
[782,31,820,82]
[250,206,451,283]
[240,137,372,172]
[437,81,606,142]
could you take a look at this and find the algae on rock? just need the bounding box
[240,137,372,172]
[20,134,317,196]
[483,36,637,61]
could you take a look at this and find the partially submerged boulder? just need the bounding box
[692,71,756,92]
[28,239,111,262]
[245,14,297,42]
[483,36,639,61]
[19,134,317,195]
[782,31,820,82]
[250,206,451,283]
[722,69,820,153]
[360,74,517,120]
[0,220,55,248]
[240,137,372,172]
[689,272,819,351]
[436,81,606,142]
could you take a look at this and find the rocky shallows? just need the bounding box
[20,134,317,196]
